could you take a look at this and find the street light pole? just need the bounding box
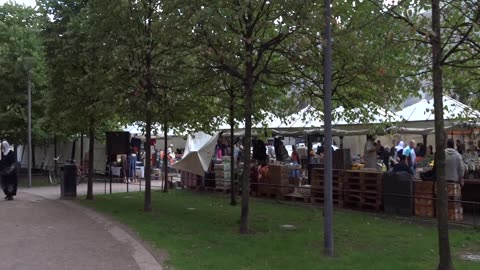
[28,66,32,188]
[24,57,34,188]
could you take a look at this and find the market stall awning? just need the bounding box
[386,126,434,135]
[395,96,480,122]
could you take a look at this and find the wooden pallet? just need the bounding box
[343,200,381,211]
[256,191,279,199]
[311,197,343,207]
[283,193,310,203]
[311,169,343,189]
[342,170,382,211]
[204,187,215,192]
[215,187,231,193]
[187,185,199,190]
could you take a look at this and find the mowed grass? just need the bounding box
[18,175,52,187]
[82,190,480,270]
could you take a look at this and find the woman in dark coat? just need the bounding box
[0,141,17,200]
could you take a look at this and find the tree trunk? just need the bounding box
[240,22,254,234]
[86,117,95,200]
[163,124,168,193]
[229,97,237,206]
[80,132,84,168]
[432,1,454,269]
[144,112,152,212]
[323,0,334,257]
[143,0,154,212]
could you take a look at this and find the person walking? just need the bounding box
[0,141,17,200]
[364,135,377,169]
[403,140,417,172]
[445,139,465,186]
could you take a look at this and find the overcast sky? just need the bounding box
[0,0,36,7]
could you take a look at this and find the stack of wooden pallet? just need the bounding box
[436,183,463,221]
[214,160,231,192]
[310,168,343,206]
[257,164,290,198]
[181,171,199,189]
[414,181,435,217]
[342,170,383,211]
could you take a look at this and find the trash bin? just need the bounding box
[61,164,77,198]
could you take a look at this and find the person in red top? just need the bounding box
[291,145,300,163]
[290,145,301,180]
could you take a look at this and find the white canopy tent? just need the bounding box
[333,105,397,125]
[395,96,480,122]
[170,132,220,176]
[123,123,176,137]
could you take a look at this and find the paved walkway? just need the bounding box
[0,186,163,270]
[20,182,164,199]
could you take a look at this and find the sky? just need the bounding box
[0,0,36,7]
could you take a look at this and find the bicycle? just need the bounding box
[49,156,88,185]
[49,156,63,185]
[76,163,90,185]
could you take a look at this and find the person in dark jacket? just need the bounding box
[252,139,267,164]
[0,141,18,200]
[392,154,414,175]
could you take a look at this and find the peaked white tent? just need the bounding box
[395,96,480,122]
[333,105,396,125]
[284,105,323,128]
[170,132,220,176]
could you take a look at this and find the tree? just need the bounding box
[0,2,48,149]
[371,1,480,268]
[322,0,334,257]
[431,1,452,268]
[288,1,422,123]
[191,0,312,234]
[40,0,121,200]
[109,0,206,210]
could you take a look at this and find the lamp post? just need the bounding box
[24,57,34,188]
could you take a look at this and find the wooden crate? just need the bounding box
[269,165,292,195]
[415,181,434,193]
[414,181,435,217]
[415,204,435,218]
[434,183,461,199]
[414,194,435,206]
[448,207,463,221]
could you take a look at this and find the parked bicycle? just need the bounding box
[49,156,89,185]
[48,156,63,185]
[76,163,90,185]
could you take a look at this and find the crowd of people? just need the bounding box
[365,136,466,185]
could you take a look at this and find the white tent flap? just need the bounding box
[171,132,220,176]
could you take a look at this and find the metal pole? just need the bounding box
[27,68,32,188]
[323,0,334,256]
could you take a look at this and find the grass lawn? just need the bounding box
[18,175,52,187]
[82,190,480,270]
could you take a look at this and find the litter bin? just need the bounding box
[61,164,77,198]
